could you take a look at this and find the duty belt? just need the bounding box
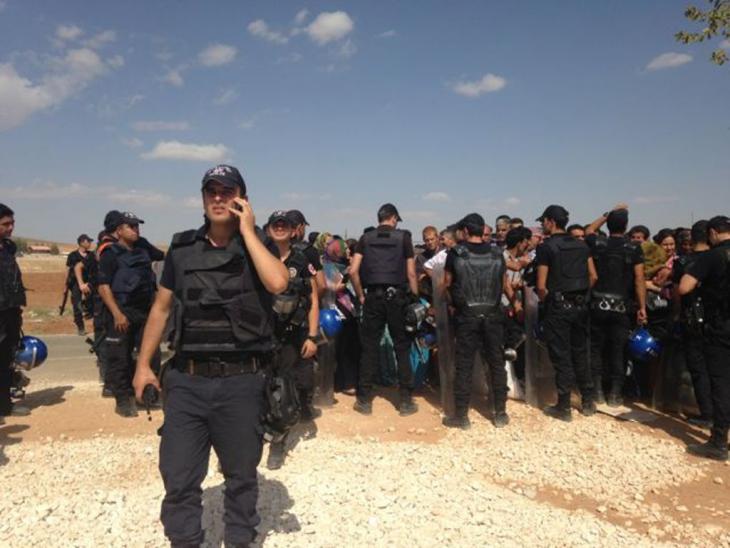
[591,293,627,314]
[365,285,406,301]
[181,356,261,377]
[550,292,588,309]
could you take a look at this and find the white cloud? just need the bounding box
[84,30,116,49]
[239,118,256,130]
[109,189,168,206]
[2,181,91,199]
[0,1,7,13]
[56,24,83,41]
[378,30,397,38]
[107,54,125,69]
[422,192,451,202]
[294,9,309,25]
[504,196,521,206]
[282,192,310,201]
[132,120,190,132]
[162,68,184,87]
[121,137,144,148]
[248,20,289,45]
[720,39,730,50]
[336,39,357,59]
[646,52,692,71]
[213,88,238,106]
[452,73,507,97]
[306,11,354,45]
[141,140,229,162]
[155,50,173,62]
[0,47,116,131]
[198,44,237,67]
[633,195,678,205]
[182,196,201,209]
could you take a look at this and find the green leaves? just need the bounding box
[676,0,730,65]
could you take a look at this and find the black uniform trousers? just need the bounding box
[104,307,157,398]
[358,289,414,401]
[274,331,315,396]
[590,309,631,392]
[0,307,22,415]
[681,328,713,419]
[70,285,91,331]
[92,294,109,385]
[703,323,730,431]
[159,367,266,545]
[453,312,507,416]
[543,301,593,400]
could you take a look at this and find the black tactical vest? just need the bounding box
[545,234,590,294]
[0,239,26,310]
[451,244,505,315]
[272,244,312,333]
[360,227,407,286]
[109,244,156,308]
[592,236,636,299]
[701,243,730,322]
[170,228,274,355]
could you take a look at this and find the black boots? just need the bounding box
[594,377,605,405]
[298,390,321,421]
[353,398,373,415]
[544,394,572,422]
[687,427,729,461]
[398,394,418,417]
[493,411,510,428]
[114,395,138,418]
[442,414,471,430]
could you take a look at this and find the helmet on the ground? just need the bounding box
[319,309,342,337]
[628,327,661,362]
[14,336,48,370]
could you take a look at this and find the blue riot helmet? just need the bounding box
[628,327,661,362]
[14,336,48,370]
[319,309,343,337]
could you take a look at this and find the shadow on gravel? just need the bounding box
[201,476,299,547]
[0,423,29,467]
[21,385,73,410]
[286,419,318,454]
[619,401,708,446]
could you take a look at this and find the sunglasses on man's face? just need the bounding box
[204,185,236,199]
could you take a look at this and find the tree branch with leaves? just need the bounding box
[676,0,730,65]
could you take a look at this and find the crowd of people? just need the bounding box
[1,164,729,546]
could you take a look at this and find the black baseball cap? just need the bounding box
[286,209,309,226]
[104,210,145,232]
[201,164,246,194]
[77,233,93,244]
[268,210,292,225]
[377,203,402,222]
[536,205,569,223]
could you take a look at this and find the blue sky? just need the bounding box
[0,0,728,244]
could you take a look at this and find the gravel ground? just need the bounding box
[2,399,729,547]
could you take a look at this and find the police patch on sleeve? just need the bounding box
[289,266,298,279]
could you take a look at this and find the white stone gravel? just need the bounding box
[2,402,728,547]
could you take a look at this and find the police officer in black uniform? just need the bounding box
[98,211,164,417]
[350,203,419,416]
[94,222,120,398]
[442,213,520,429]
[66,234,95,335]
[286,209,326,297]
[673,220,713,427]
[0,203,30,417]
[679,215,730,461]
[535,205,597,421]
[585,206,646,406]
[265,210,320,470]
[133,165,288,546]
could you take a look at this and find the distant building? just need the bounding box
[27,245,52,254]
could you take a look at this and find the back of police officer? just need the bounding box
[350,203,419,416]
[585,207,646,406]
[0,203,30,417]
[673,220,713,427]
[98,211,163,417]
[535,205,596,421]
[442,213,519,429]
[133,165,288,546]
[679,215,730,461]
